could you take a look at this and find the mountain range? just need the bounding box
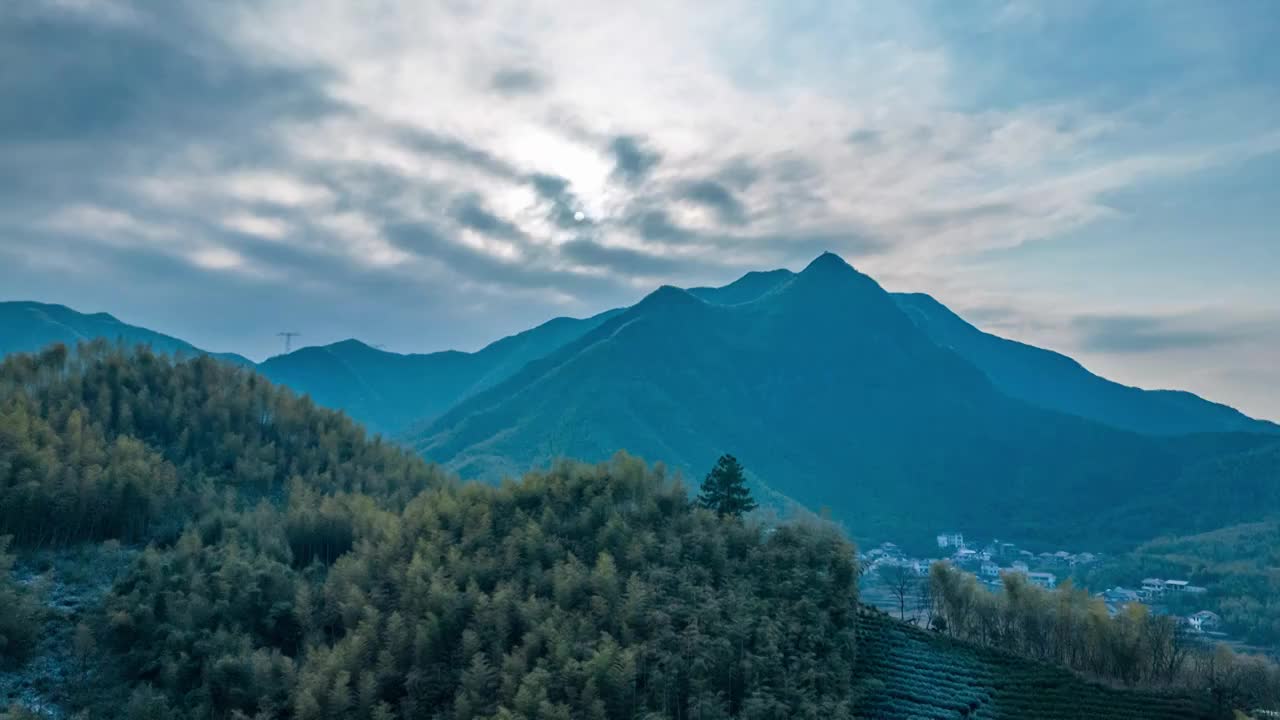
[3,253,1276,550]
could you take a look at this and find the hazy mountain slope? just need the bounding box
[0,301,251,366]
[256,308,623,436]
[687,268,795,305]
[895,292,1279,436]
[416,253,1280,550]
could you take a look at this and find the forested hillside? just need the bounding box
[0,349,861,718]
[4,347,1258,719]
[415,254,1280,551]
[0,341,442,547]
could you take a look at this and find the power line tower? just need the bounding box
[277,332,301,354]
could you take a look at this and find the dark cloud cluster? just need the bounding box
[676,179,748,225]
[450,194,528,241]
[609,135,662,185]
[0,2,343,215]
[391,124,525,181]
[489,67,548,95]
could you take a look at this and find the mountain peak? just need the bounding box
[802,251,853,274]
[636,285,703,311]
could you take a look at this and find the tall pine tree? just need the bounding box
[697,454,757,518]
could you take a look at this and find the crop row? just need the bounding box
[852,611,1217,719]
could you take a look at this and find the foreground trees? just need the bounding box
[0,349,861,720]
[91,456,859,719]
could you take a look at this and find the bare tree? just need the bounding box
[914,574,935,628]
[877,563,918,621]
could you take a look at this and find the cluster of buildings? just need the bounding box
[1096,579,1220,634]
[934,531,1106,590]
[862,531,1225,638]
[862,531,1103,592]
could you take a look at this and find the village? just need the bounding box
[860,531,1225,639]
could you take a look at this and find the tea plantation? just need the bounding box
[852,608,1225,719]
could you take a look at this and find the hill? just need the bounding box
[255,310,621,436]
[0,341,442,547]
[1,350,1272,717]
[0,301,251,367]
[415,253,1280,550]
[0,350,863,719]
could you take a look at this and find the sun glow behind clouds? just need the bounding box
[1,0,1277,418]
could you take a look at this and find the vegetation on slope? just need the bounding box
[0,539,41,668]
[853,607,1224,719]
[0,341,442,547]
[1,345,1273,719]
[924,563,1280,715]
[36,456,862,719]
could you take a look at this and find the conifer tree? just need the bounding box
[697,454,757,518]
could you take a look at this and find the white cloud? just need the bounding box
[223,213,290,240]
[6,0,1278,414]
[189,246,244,271]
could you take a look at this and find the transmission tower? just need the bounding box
[277,332,301,354]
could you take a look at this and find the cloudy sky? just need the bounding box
[2,0,1278,419]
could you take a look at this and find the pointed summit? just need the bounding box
[790,250,884,296]
[801,251,854,275]
[635,284,703,311]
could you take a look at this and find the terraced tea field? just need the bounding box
[853,608,1224,719]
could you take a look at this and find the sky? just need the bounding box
[1,0,1278,420]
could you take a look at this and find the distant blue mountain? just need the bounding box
[0,301,252,367]
[893,293,1279,436]
[691,270,1277,436]
[5,261,1278,550]
[255,310,623,436]
[413,253,1280,550]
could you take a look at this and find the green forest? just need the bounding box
[1,345,861,719]
[1,344,1277,719]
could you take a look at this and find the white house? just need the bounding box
[1027,572,1057,589]
[1187,611,1221,633]
[980,561,1000,578]
[1141,578,1166,597]
[936,532,965,549]
[1100,587,1140,605]
[1164,579,1190,593]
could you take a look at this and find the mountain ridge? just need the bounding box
[412,254,1280,550]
